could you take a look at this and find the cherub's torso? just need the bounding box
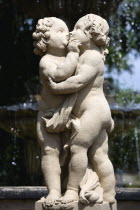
[39,50,111,124]
[39,54,67,112]
[72,50,111,120]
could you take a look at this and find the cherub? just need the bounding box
[33,17,80,204]
[48,14,116,205]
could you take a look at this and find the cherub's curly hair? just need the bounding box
[32,17,56,56]
[82,14,110,57]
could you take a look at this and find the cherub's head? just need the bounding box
[32,17,69,56]
[70,14,110,55]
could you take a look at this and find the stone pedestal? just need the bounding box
[35,200,117,210]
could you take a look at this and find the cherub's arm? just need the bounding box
[53,40,81,81]
[48,64,98,94]
[47,64,96,94]
[53,51,79,81]
[48,54,104,94]
[40,40,80,82]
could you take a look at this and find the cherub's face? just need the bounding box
[48,19,69,50]
[70,19,90,46]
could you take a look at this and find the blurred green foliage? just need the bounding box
[107,0,140,72]
[115,89,140,106]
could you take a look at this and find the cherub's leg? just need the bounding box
[61,112,102,204]
[89,129,116,204]
[60,145,88,203]
[37,111,61,204]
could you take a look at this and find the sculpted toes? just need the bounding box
[55,200,60,205]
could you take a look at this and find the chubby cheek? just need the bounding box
[63,39,68,46]
[58,34,68,45]
[49,34,68,48]
[73,31,82,41]
[72,31,79,38]
[63,35,69,43]
[49,35,57,47]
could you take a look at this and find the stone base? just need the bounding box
[35,199,117,210]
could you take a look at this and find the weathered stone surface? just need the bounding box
[35,200,116,210]
[35,200,43,210]
[0,200,139,210]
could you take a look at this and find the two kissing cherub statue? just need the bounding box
[33,14,117,210]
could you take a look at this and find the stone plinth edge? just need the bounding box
[35,200,117,210]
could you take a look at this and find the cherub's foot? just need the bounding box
[61,189,79,204]
[45,189,61,206]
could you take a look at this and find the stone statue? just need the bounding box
[33,14,117,210]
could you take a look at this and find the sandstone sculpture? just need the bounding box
[33,14,117,210]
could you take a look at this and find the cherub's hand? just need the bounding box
[67,39,81,54]
[47,76,58,93]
